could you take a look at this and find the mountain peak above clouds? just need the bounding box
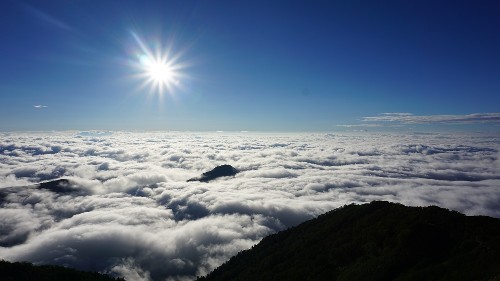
[37,178,88,195]
[187,164,239,182]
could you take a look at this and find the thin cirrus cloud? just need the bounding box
[17,2,74,32]
[363,112,500,124]
[336,124,382,128]
[0,132,499,281]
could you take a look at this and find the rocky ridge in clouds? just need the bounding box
[187,164,239,182]
[0,131,499,281]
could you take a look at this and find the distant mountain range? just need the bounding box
[198,201,500,281]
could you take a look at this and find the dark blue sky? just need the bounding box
[1,0,499,131]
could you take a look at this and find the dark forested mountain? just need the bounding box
[199,201,500,281]
[187,165,239,182]
[0,260,124,281]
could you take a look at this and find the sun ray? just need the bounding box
[129,31,185,100]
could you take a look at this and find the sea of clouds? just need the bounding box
[0,131,499,280]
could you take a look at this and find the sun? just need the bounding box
[130,32,184,98]
[147,59,173,83]
[138,54,178,93]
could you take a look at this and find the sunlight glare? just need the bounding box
[141,55,174,84]
[130,32,184,99]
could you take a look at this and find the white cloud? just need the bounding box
[33,105,48,109]
[363,112,500,124]
[0,131,499,280]
[336,124,382,128]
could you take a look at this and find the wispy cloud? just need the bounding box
[18,2,74,32]
[363,113,500,124]
[336,124,382,128]
[33,105,48,109]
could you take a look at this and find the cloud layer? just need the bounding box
[1,131,499,280]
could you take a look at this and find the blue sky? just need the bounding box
[0,0,499,131]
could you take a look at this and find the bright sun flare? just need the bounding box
[131,32,184,97]
[149,61,173,82]
[141,55,175,85]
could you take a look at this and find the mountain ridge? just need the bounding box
[0,260,124,281]
[198,201,500,281]
[187,164,239,182]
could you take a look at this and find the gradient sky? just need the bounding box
[1,0,499,132]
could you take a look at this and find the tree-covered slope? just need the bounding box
[199,201,500,281]
[0,260,124,281]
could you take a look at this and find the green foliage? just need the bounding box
[0,260,125,281]
[198,201,500,281]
